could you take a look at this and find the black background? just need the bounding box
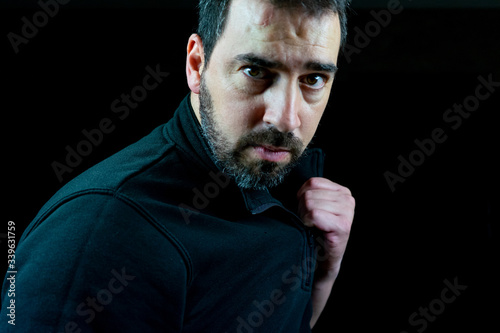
[1,0,498,332]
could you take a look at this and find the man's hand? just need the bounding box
[296,177,355,327]
[297,177,355,272]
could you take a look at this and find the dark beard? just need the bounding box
[198,75,304,190]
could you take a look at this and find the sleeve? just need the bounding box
[1,193,189,332]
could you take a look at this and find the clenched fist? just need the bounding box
[297,177,355,274]
[297,177,355,327]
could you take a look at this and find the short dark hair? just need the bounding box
[197,0,350,66]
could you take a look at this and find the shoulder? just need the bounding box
[8,191,190,331]
[23,123,193,256]
[37,124,183,217]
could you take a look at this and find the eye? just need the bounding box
[242,66,269,80]
[301,74,327,89]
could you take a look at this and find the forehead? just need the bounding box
[215,0,341,69]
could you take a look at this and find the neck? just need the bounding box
[190,92,202,124]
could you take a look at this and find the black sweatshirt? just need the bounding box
[1,95,326,332]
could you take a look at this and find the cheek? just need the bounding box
[299,102,328,146]
[221,100,265,140]
[210,90,264,145]
[209,78,266,136]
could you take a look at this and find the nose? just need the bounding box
[262,81,302,133]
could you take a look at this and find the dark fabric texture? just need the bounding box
[1,95,325,333]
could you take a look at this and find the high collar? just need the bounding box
[164,94,325,215]
[164,94,220,174]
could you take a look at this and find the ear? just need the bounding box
[186,34,205,95]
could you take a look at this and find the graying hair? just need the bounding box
[197,0,350,65]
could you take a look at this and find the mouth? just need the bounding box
[251,145,291,163]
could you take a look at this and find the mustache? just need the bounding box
[236,127,303,155]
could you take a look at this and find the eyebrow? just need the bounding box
[234,53,338,73]
[306,61,338,73]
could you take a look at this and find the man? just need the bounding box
[1,0,354,331]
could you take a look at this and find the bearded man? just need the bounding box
[1,0,355,331]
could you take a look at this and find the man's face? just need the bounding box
[197,0,341,190]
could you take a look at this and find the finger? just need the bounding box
[297,177,351,199]
[301,208,351,233]
[298,189,354,204]
[298,197,354,221]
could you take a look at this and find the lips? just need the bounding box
[252,145,291,163]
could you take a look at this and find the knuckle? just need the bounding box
[304,190,315,201]
[303,198,315,211]
[307,177,321,188]
[346,194,356,207]
[340,186,352,196]
[306,208,321,221]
